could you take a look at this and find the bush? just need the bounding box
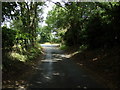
[79,45,88,52]
[2,26,16,51]
[60,44,68,50]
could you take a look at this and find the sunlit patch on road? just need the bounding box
[92,58,98,61]
[41,59,58,63]
[83,86,87,89]
[44,76,51,80]
[52,72,60,76]
[77,63,83,66]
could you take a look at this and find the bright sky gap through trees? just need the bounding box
[1,1,54,27]
[1,0,119,27]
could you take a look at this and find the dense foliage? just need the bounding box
[2,27,16,51]
[2,2,44,51]
[2,2,44,73]
[2,2,120,68]
[45,2,120,49]
[2,2,120,89]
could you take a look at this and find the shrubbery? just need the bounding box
[2,26,17,52]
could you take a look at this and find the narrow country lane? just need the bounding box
[27,44,105,89]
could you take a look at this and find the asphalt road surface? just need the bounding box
[27,44,105,89]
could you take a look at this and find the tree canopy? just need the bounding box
[44,2,120,48]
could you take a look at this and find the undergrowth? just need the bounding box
[2,43,42,74]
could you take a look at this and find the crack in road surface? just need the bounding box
[28,44,105,88]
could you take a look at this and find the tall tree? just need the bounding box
[10,2,44,49]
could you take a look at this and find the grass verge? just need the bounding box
[2,43,44,89]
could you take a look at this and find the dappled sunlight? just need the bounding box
[52,72,60,76]
[92,58,98,61]
[40,44,60,48]
[60,54,70,58]
[83,86,88,89]
[62,51,80,59]
[77,63,84,66]
[71,51,79,56]
[2,1,120,88]
[3,80,29,89]
[41,59,58,63]
[54,54,72,59]
[10,52,27,62]
[77,85,88,89]
[44,42,51,44]
[43,42,60,46]
[52,54,66,60]
[44,76,51,80]
[54,58,63,61]
[41,48,67,63]
[20,44,106,88]
[35,81,42,84]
